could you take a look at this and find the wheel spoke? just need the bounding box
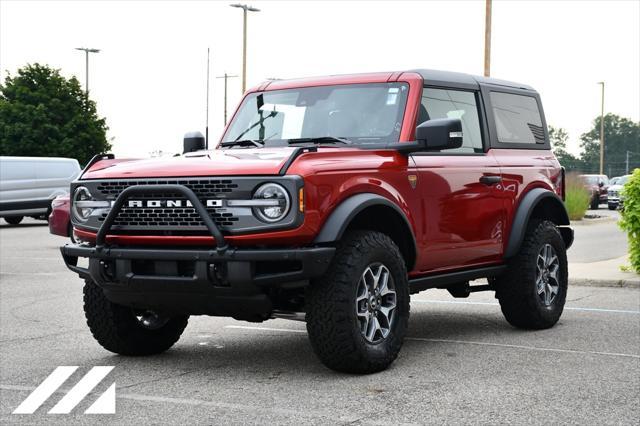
[366,314,377,341]
[378,269,390,295]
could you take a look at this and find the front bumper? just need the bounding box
[61,244,334,319]
[61,182,334,320]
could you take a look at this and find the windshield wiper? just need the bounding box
[287,136,352,145]
[220,139,265,148]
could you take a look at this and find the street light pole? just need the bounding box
[598,81,605,175]
[484,0,492,77]
[230,4,260,93]
[75,47,100,96]
[216,73,239,125]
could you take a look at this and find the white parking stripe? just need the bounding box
[224,325,640,359]
[225,325,306,333]
[411,299,640,314]
[405,337,640,359]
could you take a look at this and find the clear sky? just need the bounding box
[1,0,639,157]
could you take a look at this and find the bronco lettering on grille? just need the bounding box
[126,200,223,208]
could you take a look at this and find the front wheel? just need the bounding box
[608,203,618,210]
[495,220,568,329]
[83,280,189,355]
[306,231,410,374]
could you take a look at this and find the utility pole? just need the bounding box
[216,73,239,125]
[626,151,630,175]
[598,81,605,175]
[230,4,260,93]
[484,0,492,77]
[206,47,210,149]
[75,47,100,95]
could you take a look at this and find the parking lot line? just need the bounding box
[0,384,361,422]
[224,325,640,360]
[411,299,640,314]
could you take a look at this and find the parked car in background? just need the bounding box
[607,174,631,210]
[579,174,609,209]
[48,194,74,241]
[0,156,80,225]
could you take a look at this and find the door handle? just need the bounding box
[479,175,502,185]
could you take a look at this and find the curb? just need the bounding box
[570,216,618,226]
[569,278,640,289]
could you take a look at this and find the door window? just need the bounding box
[420,88,483,153]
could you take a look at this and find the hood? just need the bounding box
[608,184,624,191]
[82,148,298,179]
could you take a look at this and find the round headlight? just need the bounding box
[72,186,93,221]
[252,183,290,223]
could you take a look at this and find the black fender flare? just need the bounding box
[504,188,572,258]
[314,193,418,267]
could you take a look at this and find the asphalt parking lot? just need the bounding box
[1,220,639,425]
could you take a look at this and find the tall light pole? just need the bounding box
[216,73,239,125]
[230,3,260,93]
[484,0,492,77]
[597,81,605,175]
[75,47,100,95]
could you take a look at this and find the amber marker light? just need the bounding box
[299,188,305,212]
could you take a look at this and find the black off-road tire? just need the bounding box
[306,231,410,374]
[495,220,568,329]
[4,216,23,225]
[608,203,617,211]
[83,279,189,355]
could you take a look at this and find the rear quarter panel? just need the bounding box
[491,148,561,253]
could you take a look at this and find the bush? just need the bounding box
[619,169,640,273]
[564,173,589,221]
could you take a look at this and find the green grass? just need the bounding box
[564,173,589,221]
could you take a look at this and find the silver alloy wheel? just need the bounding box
[355,263,397,343]
[135,310,170,330]
[536,244,560,306]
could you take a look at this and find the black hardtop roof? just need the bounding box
[411,69,535,92]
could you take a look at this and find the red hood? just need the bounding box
[82,148,298,179]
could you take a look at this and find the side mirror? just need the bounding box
[416,118,463,150]
[183,131,205,154]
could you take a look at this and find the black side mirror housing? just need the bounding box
[183,131,206,154]
[416,118,463,151]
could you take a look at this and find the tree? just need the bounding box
[580,113,640,176]
[0,63,110,165]
[548,125,583,171]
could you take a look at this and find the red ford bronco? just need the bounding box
[62,70,573,373]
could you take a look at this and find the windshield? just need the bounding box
[221,83,409,146]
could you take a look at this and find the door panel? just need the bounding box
[411,152,505,272]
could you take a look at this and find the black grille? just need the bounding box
[95,179,241,230]
[101,206,239,229]
[96,179,238,199]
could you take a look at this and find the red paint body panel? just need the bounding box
[74,71,564,277]
[48,195,70,238]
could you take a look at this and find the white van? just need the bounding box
[0,156,80,225]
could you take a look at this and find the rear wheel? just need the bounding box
[83,279,188,355]
[306,231,410,374]
[608,203,617,210]
[495,220,568,329]
[4,216,23,225]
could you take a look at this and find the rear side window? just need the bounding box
[420,88,483,153]
[490,92,544,144]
